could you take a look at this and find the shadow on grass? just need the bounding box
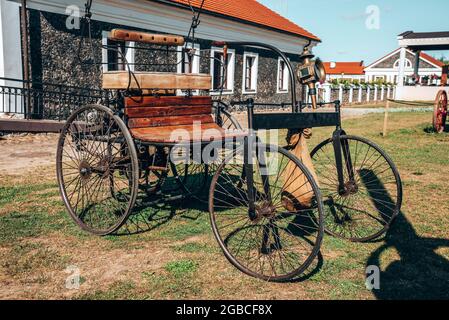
[423,124,449,134]
[367,212,449,300]
[363,169,449,300]
[359,165,449,299]
[115,181,211,236]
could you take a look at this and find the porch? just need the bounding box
[0,77,109,133]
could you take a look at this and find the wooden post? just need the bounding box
[383,99,390,137]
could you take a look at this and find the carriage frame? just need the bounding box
[56,7,403,281]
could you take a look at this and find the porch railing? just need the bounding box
[0,78,110,121]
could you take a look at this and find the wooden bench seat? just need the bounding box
[103,71,212,90]
[125,96,246,144]
[130,123,246,144]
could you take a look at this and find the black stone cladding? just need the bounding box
[27,9,305,108]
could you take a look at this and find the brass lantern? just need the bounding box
[296,46,326,109]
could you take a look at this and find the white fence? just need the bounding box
[313,83,396,105]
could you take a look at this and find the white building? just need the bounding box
[364,48,444,85]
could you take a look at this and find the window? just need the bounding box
[277,58,289,93]
[393,58,412,69]
[177,43,200,74]
[210,47,235,94]
[242,52,258,94]
[102,31,135,72]
[177,43,200,95]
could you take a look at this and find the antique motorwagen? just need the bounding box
[57,1,403,282]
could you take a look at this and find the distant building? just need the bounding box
[323,61,365,82]
[364,48,444,85]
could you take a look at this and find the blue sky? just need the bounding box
[259,0,449,64]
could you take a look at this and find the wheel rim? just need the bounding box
[210,145,324,281]
[434,90,448,133]
[311,136,402,242]
[212,103,243,131]
[57,105,138,235]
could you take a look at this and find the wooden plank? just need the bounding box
[125,105,212,118]
[102,72,212,90]
[109,29,185,46]
[130,123,246,144]
[0,119,64,133]
[128,114,214,129]
[125,96,212,108]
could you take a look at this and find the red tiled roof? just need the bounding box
[421,52,445,68]
[167,0,320,41]
[323,62,365,75]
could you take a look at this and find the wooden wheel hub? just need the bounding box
[340,181,359,197]
[79,161,92,181]
[254,202,276,222]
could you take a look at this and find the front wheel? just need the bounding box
[209,143,324,282]
[311,135,402,242]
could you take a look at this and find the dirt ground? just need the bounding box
[0,134,59,176]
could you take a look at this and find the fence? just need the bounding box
[0,78,398,122]
[314,83,396,106]
[0,78,110,121]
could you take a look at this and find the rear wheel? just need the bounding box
[433,90,447,133]
[56,104,139,235]
[311,135,402,242]
[209,143,324,282]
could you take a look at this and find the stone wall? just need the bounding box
[27,10,303,106]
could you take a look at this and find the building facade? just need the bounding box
[0,0,320,117]
[364,48,444,85]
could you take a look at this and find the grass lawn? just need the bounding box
[0,111,448,300]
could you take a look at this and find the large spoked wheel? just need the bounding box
[57,104,139,236]
[209,143,324,282]
[311,135,402,242]
[433,90,447,133]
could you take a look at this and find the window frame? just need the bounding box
[177,43,201,74]
[177,43,201,96]
[277,57,289,93]
[393,58,412,69]
[102,31,135,73]
[210,47,235,95]
[242,52,259,94]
